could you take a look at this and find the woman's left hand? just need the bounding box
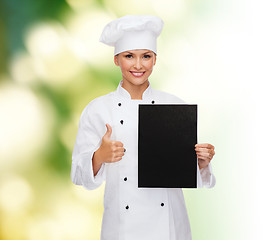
[195,143,215,169]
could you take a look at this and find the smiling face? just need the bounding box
[114,49,157,90]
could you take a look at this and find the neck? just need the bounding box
[122,80,149,100]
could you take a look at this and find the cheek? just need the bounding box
[145,61,155,70]
[147,56,156,67]
[121,62,133,71]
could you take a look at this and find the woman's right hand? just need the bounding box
[93,123,125,165]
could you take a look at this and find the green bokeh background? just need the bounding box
[1,0,268,239]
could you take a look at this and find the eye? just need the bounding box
[143,54,152,59]
[125,54,133,58]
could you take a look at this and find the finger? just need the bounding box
[116,147,126,153]
[197,154,211,162]
[114,141,124,147]
[195,147,211,153]
[195,146,215,154]
[196,151,212,159]
[104,123,112,139]
[115,151,125,158]
[195,143,214,149]
[113,156,123,162]
[111,146,125,154]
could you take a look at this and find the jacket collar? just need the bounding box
[116,80,153,100]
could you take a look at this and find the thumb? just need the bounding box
[104,123,112,139]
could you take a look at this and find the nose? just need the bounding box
[134,58,142,70]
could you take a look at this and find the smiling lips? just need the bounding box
[130,71,145,77]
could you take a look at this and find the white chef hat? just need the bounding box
[99,15,164,55]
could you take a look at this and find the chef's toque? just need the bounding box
[99,15,164,55]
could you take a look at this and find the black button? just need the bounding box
[124,148,126,152]
[118,103,121,106]
[161,203,164,207]
[125,205,129,209]
[151,100,155,104]
[120,120,124,124]
[124,177,127,181]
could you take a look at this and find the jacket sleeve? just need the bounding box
[170,94,216,188]
[71,103,106,190]
[197,162,216,188]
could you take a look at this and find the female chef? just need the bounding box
[71,15,216,240]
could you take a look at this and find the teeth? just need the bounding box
[131,72,144,76]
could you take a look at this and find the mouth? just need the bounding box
[130,71,146,77]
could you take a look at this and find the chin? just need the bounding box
[130,79,148,86]
[128,76,150,85]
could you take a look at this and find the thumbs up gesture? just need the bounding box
[93,124,125,165]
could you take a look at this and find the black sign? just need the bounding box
[138,104,197,188]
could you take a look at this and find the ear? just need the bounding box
[153,54,157,66]
[114,55,119,66]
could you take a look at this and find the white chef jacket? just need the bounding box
[71,80,216,240]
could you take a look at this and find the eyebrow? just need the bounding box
[125,51,152,54]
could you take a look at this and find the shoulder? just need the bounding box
[81,91,115,117]
[152,88,185,103]
[85,91,115,110]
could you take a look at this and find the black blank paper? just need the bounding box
[138,104,197,188]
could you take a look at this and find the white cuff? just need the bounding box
[197,161,216,188]
[71,142,105,190]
